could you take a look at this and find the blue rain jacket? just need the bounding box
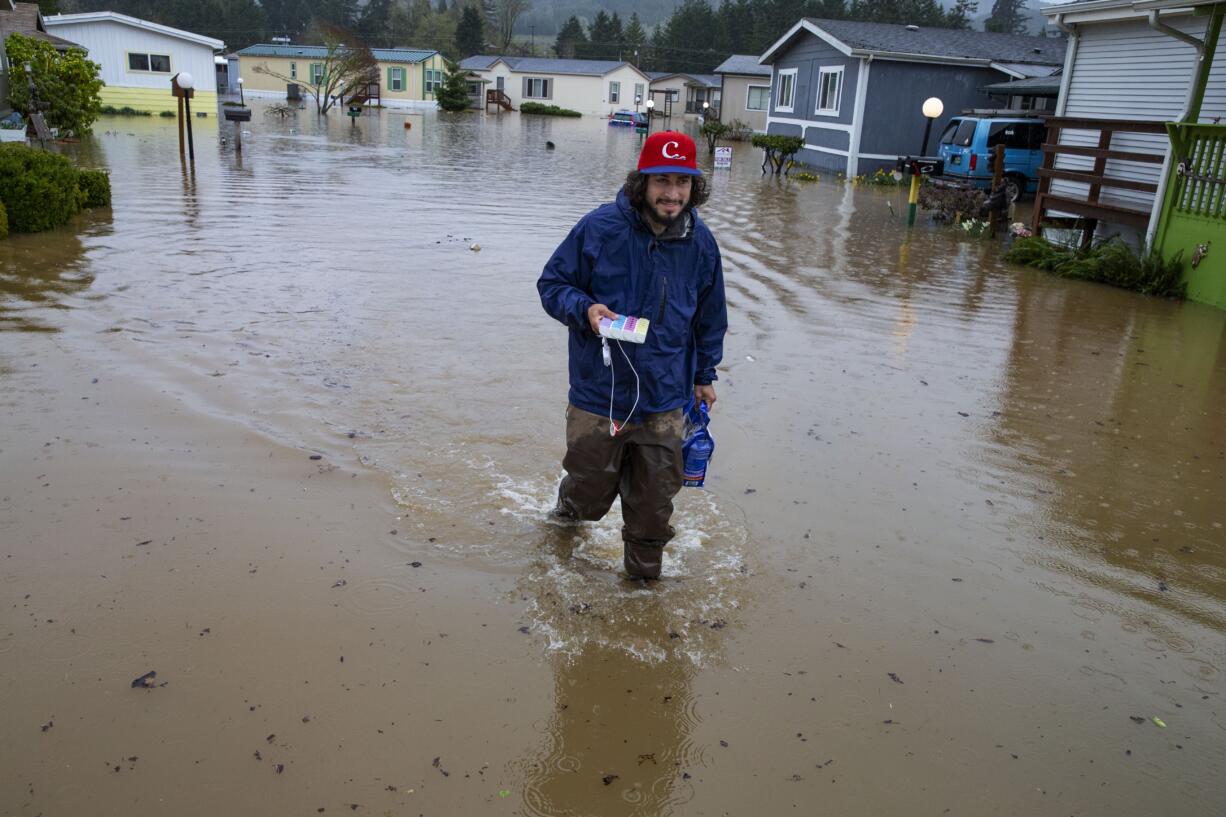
[538,190,727,424]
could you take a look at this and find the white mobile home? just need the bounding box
[459,56,652,116]
[43,11,223,115]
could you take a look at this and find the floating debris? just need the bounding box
[888,672,903,684]
[130,671,157,689]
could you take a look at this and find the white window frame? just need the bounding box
[524,77,550,99]
[127,51,172,74]
[425,68,443,94]
[634,82,644,105]
[815,66,843,117]
[290,61,297,80]
[745,83,769,111]
[775,68,796,113]
[609,80,620,104]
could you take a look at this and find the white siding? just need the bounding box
[43,19,217,91]
[1053,16,1213,212]
[474,65,650,115]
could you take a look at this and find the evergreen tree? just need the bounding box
[586,10,614,59]
[622,13,647,64]
[654,0,717,73]
[435,58,473,110]
[609,12,624,59]
[985,0,1028,33]
[456,5,485,56]
[358,0,392,43]
[945,0,978,29]
[316,0,358,29]
[436,0,448,13]
[554,15,587,58]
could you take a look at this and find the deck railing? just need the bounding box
[1031,117,1170,245]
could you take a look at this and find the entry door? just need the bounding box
[496,76,505,93]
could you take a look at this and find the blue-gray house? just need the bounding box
[760,19,1067,175]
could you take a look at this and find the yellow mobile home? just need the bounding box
[237,44,445,108]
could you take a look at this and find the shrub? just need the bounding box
[159,110,176,118]
[520,102,581,117]
[0,199,8,239]
[100,105,151,116]
[5,33,104,135]
[0,142,85,232]
[751,133,803,175]
[78,169,111,208]
[1005,236,1186,297]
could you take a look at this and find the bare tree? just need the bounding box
[252,23,378,114]
[485,0,529,52]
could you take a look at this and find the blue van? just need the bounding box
[937,114,1046,201]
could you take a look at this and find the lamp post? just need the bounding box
[172,71,196,164]
[702,99,710,121]
[907,96,943,226]
[919,96,943,157]
[237,77,245,106]
[645,98,655,136]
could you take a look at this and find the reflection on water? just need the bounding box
[989,279,1226,635]
[0,222,96,332]
[511,623,702,817]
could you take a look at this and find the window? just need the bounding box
[746,84,769,111]
[775,68,796,112]
[609,80,620,104]
[290,62,297,80]
[524,77,551,99]
[310,63,324,85]
[388,66,405,92]
[945,118,978,147]
[128,52,171,73]
[425,68,443,94]
[987,121,1045,150]
[634,82,644,104]
[815,66,842,115]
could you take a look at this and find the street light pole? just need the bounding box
[238,77,245,106]
[645,98,655,136]
[908,96,944,226]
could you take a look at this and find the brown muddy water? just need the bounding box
[1,103,1224,816]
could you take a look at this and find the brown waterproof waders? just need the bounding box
[554,404,685,579]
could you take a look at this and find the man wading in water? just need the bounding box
[538,131,728,580]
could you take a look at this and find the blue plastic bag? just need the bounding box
[681,400,714,488]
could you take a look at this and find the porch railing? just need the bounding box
[1031,117,1170,245]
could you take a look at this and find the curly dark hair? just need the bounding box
[622,170,711,212]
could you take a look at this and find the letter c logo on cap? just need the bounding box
[662,140,686,160]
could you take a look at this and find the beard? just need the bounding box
[645,199,687,229]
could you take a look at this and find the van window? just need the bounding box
[988,122,1044,150]
[948,118,978,147]
[938,120,959,145]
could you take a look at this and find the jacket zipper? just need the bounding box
[656,275,668,323]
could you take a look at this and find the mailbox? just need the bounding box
[223,106,252,122]
[896,156,944,177]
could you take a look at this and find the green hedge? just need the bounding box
[520,102,581,117]
[0,143,111,235]
[78,168,111,208]
[1005,236,1186,297]
[0,199,8,239]
[100,105,151,117]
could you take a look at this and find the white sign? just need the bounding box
[714,146,732,167]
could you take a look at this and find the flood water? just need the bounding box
[2,102,1224,815]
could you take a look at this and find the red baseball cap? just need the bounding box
[637,131,701,176]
